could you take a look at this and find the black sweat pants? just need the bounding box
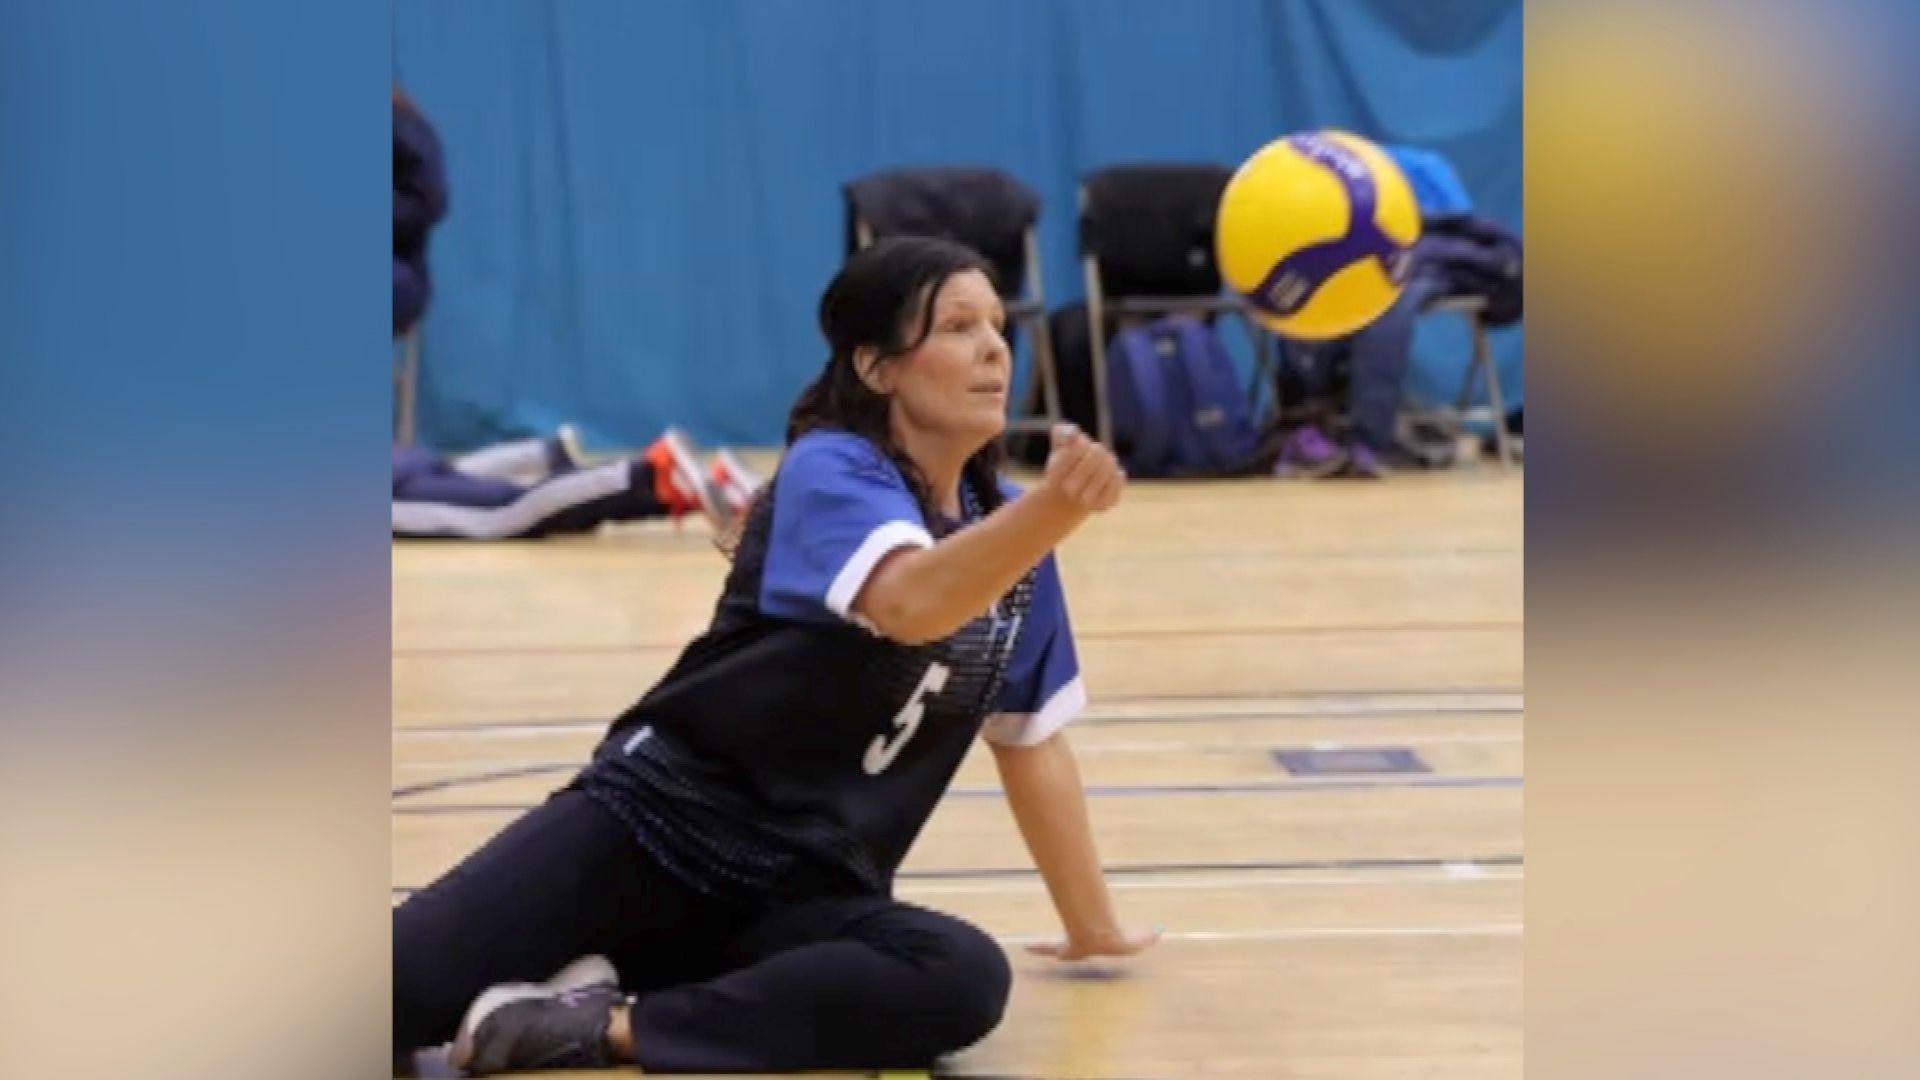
[393,789,1011,1073]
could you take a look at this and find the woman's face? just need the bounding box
[871,269,1011,449]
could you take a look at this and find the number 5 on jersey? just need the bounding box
[863,662,950,775]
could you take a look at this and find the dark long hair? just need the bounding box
[786,236,1008,527]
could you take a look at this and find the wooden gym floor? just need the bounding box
[393,458,1523,1079]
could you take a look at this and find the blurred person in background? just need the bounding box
[393,85,446,338]
[392,426,760,539]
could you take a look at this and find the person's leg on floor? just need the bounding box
[1346,273,1444,461]
[391,460,668,539]
[624,896,1013,1073]
[451,427,589,484]
[391,445,442,494]
[393,790,714,1066]
[508,461,675,538]
[449,439,550,485]
[396,466,527,512]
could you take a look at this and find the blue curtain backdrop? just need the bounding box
[394,0,1520,450]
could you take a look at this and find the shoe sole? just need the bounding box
[447,954,618,1072]
[709,449,762,517]
[658,429,726,530]
[1275,455,1348,480]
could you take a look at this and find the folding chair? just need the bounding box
[393,325,422,446]
[1428,296,1515,469]
[1377,146,1518,469]
[842,166,1062,440]
[1077,164,1279,449]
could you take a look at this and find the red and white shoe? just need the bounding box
[642,428,724,529]
[708,449,764,527]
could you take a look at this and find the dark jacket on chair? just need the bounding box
[842,168,1039,295]
[1415,214,1522,327]
[394,96,448,336]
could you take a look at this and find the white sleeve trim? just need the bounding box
[823,520,936,619]
[981,674,1087,747]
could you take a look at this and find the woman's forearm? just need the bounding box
[855,489,1087,644]
[853,424,1123,645]
[992,732,1123,942]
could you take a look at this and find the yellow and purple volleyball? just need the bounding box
[1215,131,1422,340]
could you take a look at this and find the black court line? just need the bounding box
[392,762,575,799]
[392,620,1522,658]
[392,774,1522,813]
[394,853,1525,896]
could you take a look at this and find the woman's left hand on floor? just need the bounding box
[1026,924,1162,962]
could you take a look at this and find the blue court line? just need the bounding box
[393,688,1526,735]
[393,747,1518,800]
[1085,704,1524,725]
[949,776,1521,797]
[395,700,1525,737]
[393,854,1525,895]
[392,774,1523,814]
[395,709,1524,738]
[941,1073,1171,1079]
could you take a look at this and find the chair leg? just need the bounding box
[1454,331,1479,413]
[1083,255,1114,449]
[1469,318,1514,470]
[1023,229,1061,425]
[395,328,420,447]
[1241,316,1277,425]
[1032,318,1063,424]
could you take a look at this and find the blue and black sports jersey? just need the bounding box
[578,431,1083,899]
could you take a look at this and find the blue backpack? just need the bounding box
[1106,315,1260,477]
